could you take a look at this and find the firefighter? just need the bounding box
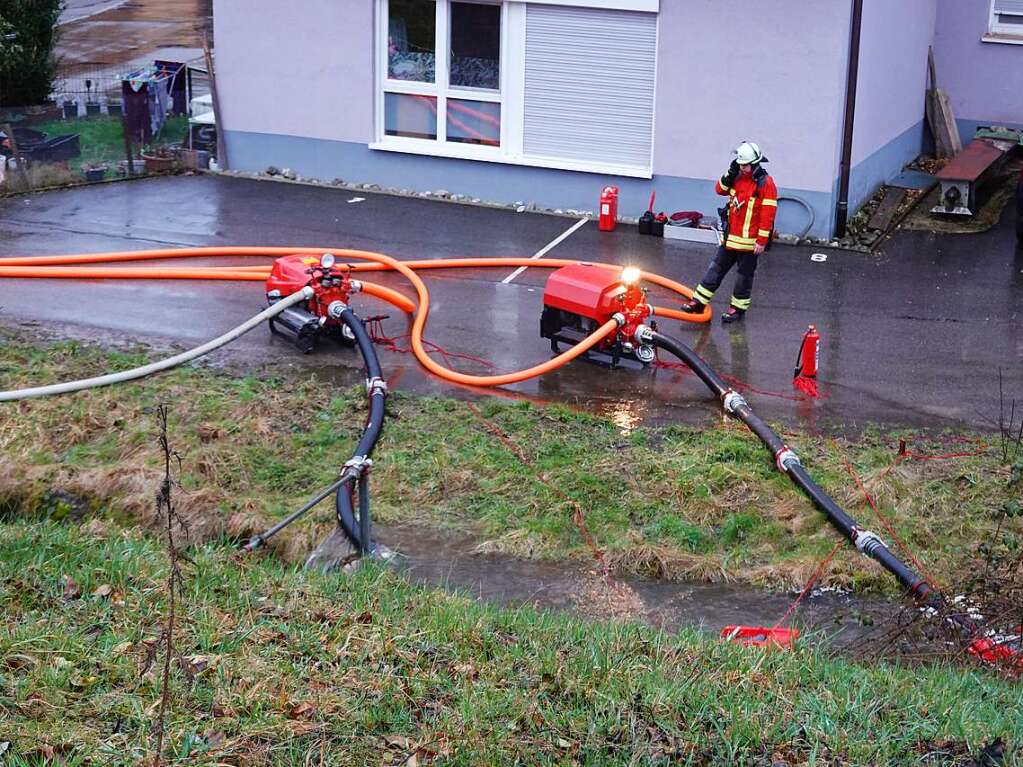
[682,141,778,323]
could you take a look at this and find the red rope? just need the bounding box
[723,373,806,402]
[652,354,808,403]
[365,316,497,371]
[831,440,943,591]
[772,540,845,629]
[464,401,610,578]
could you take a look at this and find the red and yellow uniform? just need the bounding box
[715,172,778,252]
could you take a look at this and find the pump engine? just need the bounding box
[265,253,362,353]
[540,263,655,367]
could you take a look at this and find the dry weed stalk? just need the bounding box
[151,404,187,766]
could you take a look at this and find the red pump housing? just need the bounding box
[542,262,632,323]
[266,253,357,318]
[264,253,361,353]
[540,263,653,365]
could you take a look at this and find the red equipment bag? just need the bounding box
[721,625,799,649]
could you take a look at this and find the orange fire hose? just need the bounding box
[0,247,711,388]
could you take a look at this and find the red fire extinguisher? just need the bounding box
[794,325,820,378]
[599,185,619,232]
[793,325,818,380]
[792,325,821,398]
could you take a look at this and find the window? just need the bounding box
[990,0,1023,37]
[374,0,658,177]
[380,0,504,149]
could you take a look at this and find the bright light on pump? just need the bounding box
[321,253,336,269]
[621,266,641,285]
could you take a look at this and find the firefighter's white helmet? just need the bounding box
[734,141,765,165]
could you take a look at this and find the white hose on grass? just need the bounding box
[0,287,314,402]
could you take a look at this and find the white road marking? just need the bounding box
[501,218,588,284]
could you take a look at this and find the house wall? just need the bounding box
[651,0,850,237]
[213,0,374,143]
[212,0,865,239]
[846,0,936,215]
[933,0,1023,136]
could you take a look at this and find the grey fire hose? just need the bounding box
[0,287,315,402]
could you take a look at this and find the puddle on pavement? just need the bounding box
[379,523,901,653]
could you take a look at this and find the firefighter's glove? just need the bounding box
[722,160,740,188]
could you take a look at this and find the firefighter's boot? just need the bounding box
[681,298,705,314]
[721,306,745,324]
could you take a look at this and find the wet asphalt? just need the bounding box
[2,173,1020,435]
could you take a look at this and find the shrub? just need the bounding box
[0,0,64,107]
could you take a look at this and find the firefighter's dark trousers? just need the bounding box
[693,245,758,311]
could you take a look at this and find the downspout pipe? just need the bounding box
[835,0,864,239]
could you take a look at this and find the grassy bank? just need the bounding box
[1,333,1020,593]
[0,516,1019,766]
[29,115,190,172]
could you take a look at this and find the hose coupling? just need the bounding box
[341,455,373,480]
[350,279,363,293]
[611,312,627,326]
[328,300,348,319]
[774,446,801,474]
[243,533,266,552]
[300,286,316,299]
[365,376,388,397]
[721,389,748,415]
[853,527,885,557]
[634,324,655,344]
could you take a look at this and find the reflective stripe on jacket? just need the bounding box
[715,172,778,252]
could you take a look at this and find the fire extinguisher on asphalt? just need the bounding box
[795,325,820,379]
[792,325,821,397]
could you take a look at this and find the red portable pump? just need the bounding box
[265,252,362,352]
[598,186,619,232]
[540,263,654,366]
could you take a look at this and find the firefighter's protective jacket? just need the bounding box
[715,169,778,252]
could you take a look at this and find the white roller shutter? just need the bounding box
[523,5,657,172]
[994,0,1023,14]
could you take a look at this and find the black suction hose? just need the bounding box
[646,328,934,603]
[334,306,386,554]
[246,304,386,554]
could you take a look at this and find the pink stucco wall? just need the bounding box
[933,0,1023,126]
[652,0,851,194]
[213,0,374,143]
[851,0,935,165]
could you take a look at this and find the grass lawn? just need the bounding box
[1,333,1020,595]
[0,516,1019,766]
[22,115,190,173]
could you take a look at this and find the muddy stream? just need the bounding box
[378,524,906,653]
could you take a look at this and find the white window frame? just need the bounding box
[985,0,1023,43]
[371,0,656,178]
[374,0,507,154]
